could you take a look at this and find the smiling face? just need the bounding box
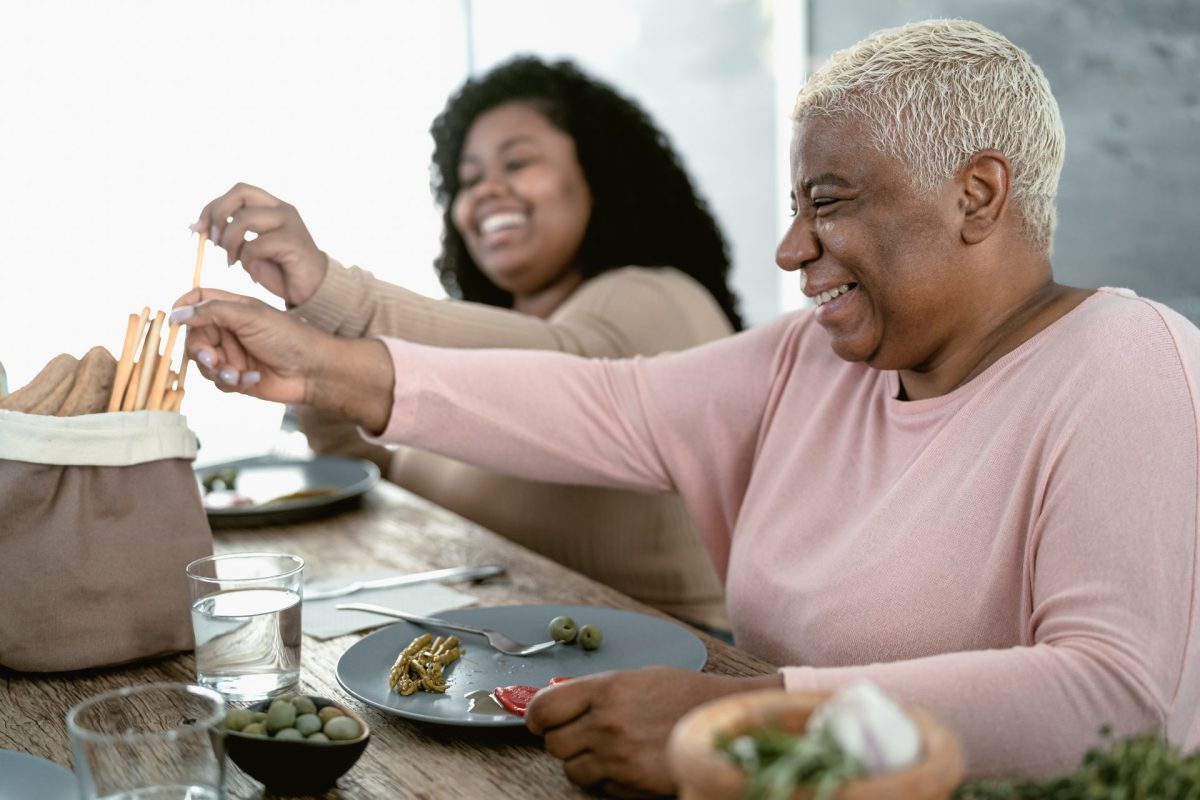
[451,102,593,312]
[776,114,970,371]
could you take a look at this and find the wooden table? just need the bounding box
[2,481,773,798]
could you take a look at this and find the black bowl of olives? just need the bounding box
[221,694,370,795]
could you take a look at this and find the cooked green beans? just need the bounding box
[389,634,462,696]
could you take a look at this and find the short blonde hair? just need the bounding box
[793,19,1065,253]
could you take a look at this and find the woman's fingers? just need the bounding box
[216,205,289,266]
[195,182,283,246]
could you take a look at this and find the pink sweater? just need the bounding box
[376,288,1200,778]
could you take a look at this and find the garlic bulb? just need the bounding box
[805,681,921,775]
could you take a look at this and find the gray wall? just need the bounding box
[810,0,1200,325]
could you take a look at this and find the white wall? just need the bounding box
[0,1,468,464]
[1,0,791,465]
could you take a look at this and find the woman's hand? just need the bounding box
[192,183,328,307]
[525,667,784,795]
[170,288,394,432]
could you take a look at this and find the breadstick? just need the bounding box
[177,354,190,391]
[108,312,142,412]
[146,322,181,410]
[120,308,152,411]
[193,231,207,289]
[132,310,166,411]
[167,388,185,412]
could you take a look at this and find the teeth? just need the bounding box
[815,283,853,307]
[480,212,526,236]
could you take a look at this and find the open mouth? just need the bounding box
[479,212,527,237]
[814,282,858,307]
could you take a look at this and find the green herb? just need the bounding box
[719,726,865,800]
[955,728,1200,799]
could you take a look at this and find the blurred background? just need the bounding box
[1,0,1196,465]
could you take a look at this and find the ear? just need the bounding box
[957,150,1011,245]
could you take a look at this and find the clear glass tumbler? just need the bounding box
[185,552,304,701]
[67,682,225,800]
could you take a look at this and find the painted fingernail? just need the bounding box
[197,350,215,368]
[188,220,203,234]
[219,368,239,386]
[209,224,219,242]
[241,371,261,386]
[169,305,194,324]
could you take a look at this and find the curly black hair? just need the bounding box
[429,56,743,331]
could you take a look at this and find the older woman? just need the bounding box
[173,19,1200,795]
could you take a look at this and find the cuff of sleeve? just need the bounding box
[290,256,356,334]
[780,666,824,693]
[357,337,413,445]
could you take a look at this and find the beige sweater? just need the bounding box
[291,260,733,628]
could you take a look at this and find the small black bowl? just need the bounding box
[223,695,370,795]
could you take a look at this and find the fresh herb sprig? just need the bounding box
[955,728,1200,799]
[719,727,866,800]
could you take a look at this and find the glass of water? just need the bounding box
[186,552,304,701]
[67,682,225,800]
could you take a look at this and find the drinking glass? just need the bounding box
[186,552,304,701]
[67,682,225,800]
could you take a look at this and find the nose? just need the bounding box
[775,212,820,273]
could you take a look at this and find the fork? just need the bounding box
[337,602,560,656]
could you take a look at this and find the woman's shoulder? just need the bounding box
[1050,288,1200,410]
[556,266,735,347]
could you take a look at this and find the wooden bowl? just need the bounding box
[667,689,965,800]
[223,695,370,795]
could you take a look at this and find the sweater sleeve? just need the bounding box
[784,303,1200,779]
[371,315,797,570]
[290,260,734,470]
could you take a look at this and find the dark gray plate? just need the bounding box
[196,455,380,529]
[0,750,77,800]
[335,605,708,727]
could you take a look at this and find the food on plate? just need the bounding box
[388,633,462,696]
[222,695,362,743]
[201,468,240,493]
[578,623,603,650]
[260,486,339,506]
[546,614,603,650]
[492,677,576,717]
[548,615,578,643]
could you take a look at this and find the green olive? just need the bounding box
[306,732,330,742]
[292,696,318,716]
[317,705,344,724]
[294,713,322,736]
[324,715,361,741]
[265,699,296,733]
[274,727,304,741]
[578,623,603,650]
[548,615,578,643]
[241,722,268,736]
[222,708,255,732]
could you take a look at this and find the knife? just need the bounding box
[304,564,505,601]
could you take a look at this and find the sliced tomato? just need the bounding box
[492,685,539,716]
[548,676,575,685]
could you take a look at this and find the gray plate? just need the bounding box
[335,604,708,727]
[196,455,380,529]
[0,750,77,800]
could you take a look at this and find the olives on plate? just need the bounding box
[223,695,362,743]
[548,615,578,643]
[578,624,603,651]
[546,614,603,650]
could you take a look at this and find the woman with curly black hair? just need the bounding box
[193,56,743,631]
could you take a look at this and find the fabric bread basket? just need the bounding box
[0,408,212,671]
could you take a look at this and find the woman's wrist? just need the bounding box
[305,337,394,435]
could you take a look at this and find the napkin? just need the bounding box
[302,570,477,640]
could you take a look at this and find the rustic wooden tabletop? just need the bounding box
[1,481,772,798]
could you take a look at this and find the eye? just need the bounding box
[458,172,481,190]
[505,156,534,172]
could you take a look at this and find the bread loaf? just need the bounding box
[0,354,79,413]
[57,346,118,416]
